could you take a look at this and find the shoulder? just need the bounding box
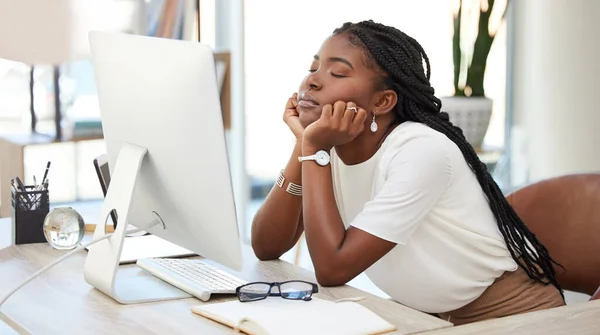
[379,122,452,171]
[384,121,450,147]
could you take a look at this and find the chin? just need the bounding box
[299,114,319,128]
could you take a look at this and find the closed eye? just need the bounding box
[308,68,346,78]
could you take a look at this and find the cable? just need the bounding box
[0,226,146,307]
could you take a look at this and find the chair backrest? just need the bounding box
[506,173,600,298]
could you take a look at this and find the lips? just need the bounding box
[298,99,319,108]
[298,92,319,108]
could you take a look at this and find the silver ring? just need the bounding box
[347,107,358,113]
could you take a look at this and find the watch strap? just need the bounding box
[297,154,316,163]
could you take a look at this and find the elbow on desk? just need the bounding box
[251,240,285,261]
[251,230,298,261]
[314,267,349,287]
[253,250,281,262]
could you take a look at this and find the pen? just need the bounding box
[15,176,26,192]
[41,161,51,185]
[14,177,32,208]
[10,179,25,208]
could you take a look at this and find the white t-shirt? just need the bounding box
[331,121,517,313]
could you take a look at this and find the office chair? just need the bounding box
[506,173,600,300]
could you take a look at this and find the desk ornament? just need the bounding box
[43,207,85,250]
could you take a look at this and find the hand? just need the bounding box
[303,101,368,150]
[283,93,304,140]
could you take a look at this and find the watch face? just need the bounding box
[315,150,330,166]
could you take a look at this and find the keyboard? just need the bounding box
[136,258,248,301]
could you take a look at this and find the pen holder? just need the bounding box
[11,185,50,245]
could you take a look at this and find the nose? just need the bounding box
[305,71,322,91]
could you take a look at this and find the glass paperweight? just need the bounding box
[43,207,85,250]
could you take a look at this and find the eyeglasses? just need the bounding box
[235,280,319,302]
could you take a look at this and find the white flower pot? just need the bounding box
[440,96,493,150]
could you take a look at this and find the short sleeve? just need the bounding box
[350,135,452,244]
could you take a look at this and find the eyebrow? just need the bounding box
[313,55,354,69]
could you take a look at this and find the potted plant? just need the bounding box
[441,0,509,150]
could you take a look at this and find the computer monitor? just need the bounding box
[83,31,242,304]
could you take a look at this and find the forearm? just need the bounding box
[251,141,304,260]
[301,144,347,283]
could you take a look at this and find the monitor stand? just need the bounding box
[83,143,191,304]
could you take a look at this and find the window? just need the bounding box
[244,0,507,184]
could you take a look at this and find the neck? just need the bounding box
[335,122,398,165]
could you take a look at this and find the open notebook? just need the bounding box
[191,297,396,335]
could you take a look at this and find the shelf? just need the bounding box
[0,132,104,217]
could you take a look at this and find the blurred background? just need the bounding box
[0,0,598,298]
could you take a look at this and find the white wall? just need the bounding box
[512,0,600,182]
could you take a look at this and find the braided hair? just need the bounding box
[334,20,563,295]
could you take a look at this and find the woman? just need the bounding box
[251,20,564,325]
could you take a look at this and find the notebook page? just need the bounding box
[192,297,396,335]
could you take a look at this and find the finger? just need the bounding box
[349,109,368,137]
[342,101,357,125]
[332,101,346,120]
[345,101,358,114]
[291,93,298,107]
[285,107,298,117]
[321,104,333,120]
[353,108,368,126]
[286,98,295,110]
[286,96,299,114]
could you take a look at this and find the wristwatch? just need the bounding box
[298,150,330,166]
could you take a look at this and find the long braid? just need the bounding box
[334,21,563,296]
